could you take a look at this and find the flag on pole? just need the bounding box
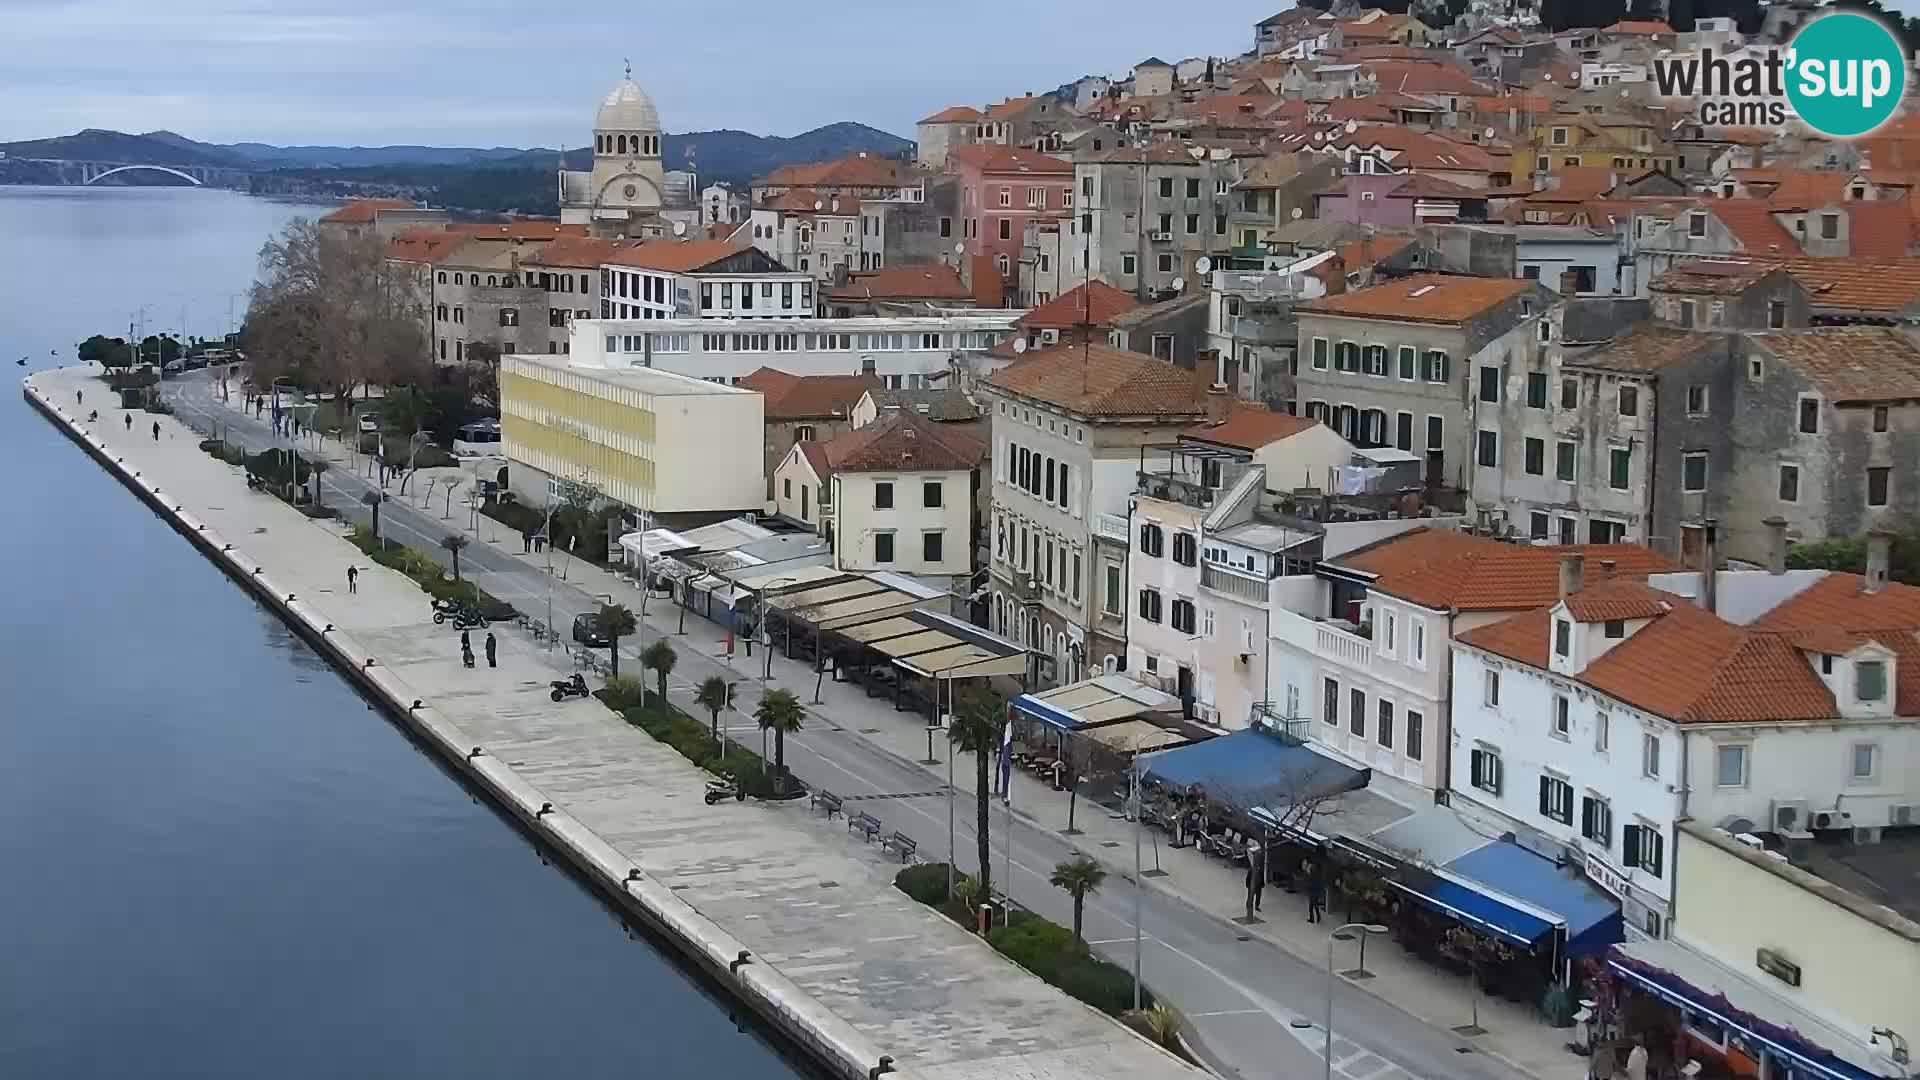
[997,709,1014,798]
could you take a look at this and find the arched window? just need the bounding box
[618,134,628,154]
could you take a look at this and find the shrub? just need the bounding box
[143,399,174,415]
[592,693,781,797]
[198,438,225,455]
[988,918,1081,984]
[895,863,952,906]
[603,676,647,712]
[1053,956,1146,1016]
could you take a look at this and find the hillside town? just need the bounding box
[283,2,1920,1078]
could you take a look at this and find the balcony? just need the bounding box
[1094,512,1130,543]
[1271,607,1373,669]
[1200,563,1267,603]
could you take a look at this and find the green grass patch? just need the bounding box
[346,525,516,619]
[595,679,779,797]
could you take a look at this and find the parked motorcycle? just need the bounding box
[550,673,590,702]
[430,597,462,617]
[704,774,744,805]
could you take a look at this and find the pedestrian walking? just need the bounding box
[87,410,97,423]
[76,389,83,405]
[151,420,160,441]
[346,565,358,594]
[1248,840,1267,914]
[124,413,131,430]
[1305,859,1326,925]
[484,632,497,668]
[460,629,471,652]
[461,643,475,669]
[522,530,531,554]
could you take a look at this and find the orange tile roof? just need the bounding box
[737,368,882,421]
[1748,327,1920,403]
[1565,325,1718,373]
[826,263,973,303]
[1845,199,1917,259]
[985,342,1209,418]
[1019,281,1139,330]
[1563,578,1675,622]
[1768,255,1920,314]
[385,227,465,264]
[1604,19,1674,34]
[985,95,1045,119]
[321,197,414,224]
[1652,260,1781,295]
[821,409,987,473]
[1332,233,1415,273]
[447,221,585,239]
[1753,573,1920,714]
[1335,529,1677,611]
[761,155,904,190]
[1362,60,1492,97]
[1298,272,1535,324]
[1706,199,1802,255]
[522,236,631,268]
[602,238,745,273]
[947,144,1073,174]
[969,254,1004,309]
[758,188,862,215]
[1180,402,1323,450]
[920,105,983,124]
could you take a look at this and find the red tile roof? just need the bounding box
[1019,281,1140,330]
[1180,403,1324,450]
[985,342,1209,418]
[826,263,973,303]
[1565,325,1718,373]
[1749,327,1920,403]
[1707,199,1802,255]
[969,254,1004,309]
[947,144,1073,175]
[737,368,882,420]
[385,226,466,264]
[920,105,983,124]
[1753,573,1920,714]
[985,95,1046,120]
[321,198,414,224]
[758,188,861,215]
[522,236,631,268]
[761,155,904,190]
[1298,272,1535,324]
[602,238,745,273]
[820,409,987,473]
[1604,19,1673,34]
[1334,529,1677,611]
[447,221,586,239]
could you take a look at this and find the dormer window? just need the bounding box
[1604,619,1625,639]
[1857,660,1888,702]
[1554,618,1572,657]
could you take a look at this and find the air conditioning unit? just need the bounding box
[1149,230,1174,242]
[1771,799,1810,833]
[1890,803,1915,827]
[1734,832,1765,850]
[1810,808,1853,832]
[1852,826,1883,846]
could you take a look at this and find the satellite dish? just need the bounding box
[953,242,967,256]
[1291,207,1304,219]
[1195,256,1213,275]
[672,220,687,237]
[1210,147,1230,161]
[1013,338,1028,354]
[814,199,825,210]
[1485,126,1496,139]
[1345,119,1359,134]
[1171,276,1186,292]
[1187,146,1206,160]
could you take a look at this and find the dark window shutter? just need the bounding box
[1581,797,1593,836]
[1623,825,1640,868]
[1539,775,1551,815]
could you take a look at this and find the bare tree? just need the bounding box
[244,218,429,404]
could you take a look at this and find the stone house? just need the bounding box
[737,368,881,501]
[1646,262,1809,331]
[1106,292,1211,371]
[1226,152,1345,254]
[1076,143,1248,301]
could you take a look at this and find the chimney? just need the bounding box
[1598,558,1618,578]
[1559,269,1581,295]
[1558,552,1585,601]
[1205,383,1233,424]
[1763,515,1789,575]
[1866,529,1893,594]
[1699,518,1719,614]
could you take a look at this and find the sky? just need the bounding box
[0,0,1271,147]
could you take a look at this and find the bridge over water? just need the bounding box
[13,158,254,189]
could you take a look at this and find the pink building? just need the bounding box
[1312,172,1488,228]
[948,145,1072,301]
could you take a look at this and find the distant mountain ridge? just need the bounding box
[0,123,913,179]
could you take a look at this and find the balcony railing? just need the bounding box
[1317,622,1373,667]
[1094,512,1130,543]
[1201,563,1267,603]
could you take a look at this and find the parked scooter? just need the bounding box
[550,673,590,702]
[430,597,463,619]
[704,774,744,805]
[452,608,488,630]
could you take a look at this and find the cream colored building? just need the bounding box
[558,68,669,237]
[500,353,763,527]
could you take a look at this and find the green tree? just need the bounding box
[78,334,133,369]
[307,455,329,509]
[1049,856,1108,943]
[695,675,735,744]
[948,688,1005,899]
[600,603,638,680]
[1788,519,1920,586]
[439,533,471,582]
[639,636,676,705]
[755,688,806,793]
[361,490,385,547]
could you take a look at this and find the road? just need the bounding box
[164,372,1540,1080]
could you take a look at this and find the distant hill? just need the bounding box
[0,128,239,167]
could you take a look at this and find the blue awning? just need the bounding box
[1010,693,1087,732]
[1140,729,1367,809]
[1450,842,1622,955]
[1402,875,1554,947]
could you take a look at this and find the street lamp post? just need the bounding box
[1325,923,1389,1080]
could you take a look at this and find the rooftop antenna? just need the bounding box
[624,57,632,80]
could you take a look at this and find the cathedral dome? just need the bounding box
[597,76,660,133]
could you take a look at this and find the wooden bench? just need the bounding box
[881,831,918,863]
[810,789,844,819]
[849,812,883,841]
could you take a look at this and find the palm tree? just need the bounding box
[948,688,1005,898]
[754,688,805,794]
[694,675,734,745]
[307,456,328,509]
[1130,1003,1182,1050]
[440,533,471,582]
[599,603,637,680]
[361,490,385,548]
[1050,855,1107,944]
[639,636,675,706]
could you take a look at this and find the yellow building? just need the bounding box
[501,353,764,525]
[1515,114,1678,178]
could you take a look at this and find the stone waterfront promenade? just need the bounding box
[26,368,1203,1080]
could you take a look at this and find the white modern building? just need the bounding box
[568,314,1021,387]
[1449,546,1920,938]
[598,241,813,321]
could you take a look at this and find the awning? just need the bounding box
[1608,939,1893,1080]
[1012,674,1181,733]
[1081,719,1192,755]
[890,611,1026,679]
[1139,728,1367,809]
[729,564,845,592]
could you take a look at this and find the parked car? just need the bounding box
[572,611,612,647]
[163,358,187,373]
[357,412,382,434]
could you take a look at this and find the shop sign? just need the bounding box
[1586,849,1630,900]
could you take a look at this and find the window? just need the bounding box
[1170,598,1196,634]
[1551,127,1569,146]
[1552,693,1571,737]
[1779,464,1800,502]
[1556,440,1577,482]
[1688,212,1707,238]
[1350,689,1366,737]
[997,187,1011,208]
[1531,512,1550,540]
[1407,711,1423,760]
[1185,213,1199,234]
[1642,733,1662,778]
[1156,254,1174,273]
[1122,253,1136,275]
[1603,618,1625,640]
[1622,824,1665,876]
[1874,405,1890,432]
[1483,667,1500,707]
[1470,747,1503,794]
[1618,384,1638,417]
[1595,709,1611,752]
[1682,452,1708,493]
[1138,588,1163,623]
[1768,300,1787,329]
[1581,796,1613,847]
[1398,345,1416,380]
[1377,700,1394,748]
[1524,438,1545,476]
[1396,412,1414,451]
[922,531,944,563]
[939,216,952,238]
[1158,177,1173,198]
[1428,416,1444,452]
[1363,345,1388,377]
[1714,743,1749,787]
[1477,429,1498,467]
[1686,385,1708,417]
[1104,564,1123,616]
[1561,378,1578,410]
[1609,447,1631,490]
[1478,365,1502,403]
[919,480,943,509]
[1422,350,1450,383]
[1172,531,1197,567]
[1799,397,1821,434]
[1852,742,1880,780]
[1868,467,1891,507]
[1540,775,1574,825]
[1526,372,1548,409]
[1138,523,1164,557]
[1820,212,1839,239]
[874,532,895,563]
[874,481,894,509]
[1857,660,1888,702]
[1324,678,1340,727]
[1413,623,1426,666]
[1311,338,1329,370]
